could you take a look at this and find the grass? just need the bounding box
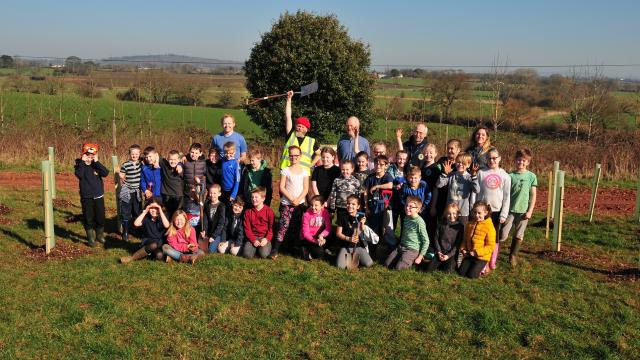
[0,183,638,358]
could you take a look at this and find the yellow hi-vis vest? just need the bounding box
[280,132,316,174]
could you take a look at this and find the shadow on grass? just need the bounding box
[25,218,86,244]
[0,227,40,249]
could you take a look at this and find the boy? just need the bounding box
[118,144,142,242]
[335,195,374,269]
[385,196,429,270]
[240,148,273,208]
[211,114,248,163]
[420,143,442,241]
[354,151,370,207]
[242,187,275,259]
[436,152,479,225]
[140,147,162,203]
[183,142,207,197]
[499,148,537,267]
[398,166,431,233]
[328,160,360,219]
[74,143,109,247]
[363,155,394,257]
[205,148,222,188]
[201,183,226,253]
[432,139,462,219]
[221,141,241,204]
[389,150,409,233]
[160,150,184,216]
[218,197,245,256]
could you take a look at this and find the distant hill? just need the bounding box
[100,54,243,68]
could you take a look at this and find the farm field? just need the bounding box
[0,174,638,359]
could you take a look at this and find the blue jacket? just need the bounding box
[400,180,431,213]
[140,164,162,198]
[221,159,240,199]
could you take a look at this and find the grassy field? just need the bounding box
[0,182,638,358]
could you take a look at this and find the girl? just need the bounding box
[162,210,205,264]
[465,125,496,170]
[458,201,496,279]
[201,184,226,253]
[336,195,374,269]
[273,145,309,258]
[310,147,340,205]
[474,148,510,271]
[205,147,222,188]
[120,200,169,264]
[301,195,332,260]
[424,203,464,273]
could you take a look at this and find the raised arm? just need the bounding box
[395,128,404,151]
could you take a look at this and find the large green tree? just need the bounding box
[244,11,376,141]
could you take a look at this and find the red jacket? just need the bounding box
[167,227,198,253]
[243,205,275,244]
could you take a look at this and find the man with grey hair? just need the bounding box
[395,123,429,169]
[337,116,371,162]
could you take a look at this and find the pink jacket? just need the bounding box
[301,208,331,244]
[167,227,198,253]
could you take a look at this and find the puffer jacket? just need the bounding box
[460,218,496,262]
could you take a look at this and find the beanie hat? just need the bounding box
[82,143,99,155]
[295,117,311,130]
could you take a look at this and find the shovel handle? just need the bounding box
[246,92,302,105]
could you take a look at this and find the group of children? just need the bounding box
[75,124,537,279]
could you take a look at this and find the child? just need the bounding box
[74,143,109,247]
[118,144,142,242]
[218,198,245,256]
[474,148,511,271]
[420,144,443,241]
[242,187,275,259]
[240,148,273,208]
[436,152,479,225]
[328,160,361,219]
[363,155,394,257]
[201,184,227,253]
[120,200,170,264]
[432,139,462,219]
[354,151,370,206]
[301,195,332,261]
[140,147,162,203]
[369,141,387,170]
[160,150,184,217]
[499,148,537,267]
[273,145,309,258]
[335,195,374,269]
[385,196,429,270]
[424,203,464,273]
[220,141,241,204]
[397,166,431,234]
[205,147,222,188]
[311,147,340,204]
[388,149,408,179]
[183,143,207,198]
[458,201,496,279]
[389,150,408,231]
[162,210,205,264]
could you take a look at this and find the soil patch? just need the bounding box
[23,241,92,261]
[537,245,638,282]
[536,186,635,216]
[53,199,73,208]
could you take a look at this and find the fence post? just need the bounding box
[635,170,640,223]
[550,161,560,221]
[545,170,553,241]
[588,163,601,223]
[112,155,122,233]
[552,170,565,252]
[42,160,55,254]
[48,147,56,200]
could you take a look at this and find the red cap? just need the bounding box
[295,117,311,130]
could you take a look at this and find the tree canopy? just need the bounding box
[244,11,376,141]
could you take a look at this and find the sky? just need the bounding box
[2,0,639,78]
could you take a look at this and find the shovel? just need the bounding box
[246,81,318,105]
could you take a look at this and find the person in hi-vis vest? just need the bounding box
[280,90,321,174]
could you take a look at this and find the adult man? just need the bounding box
[279,90,321,174]
[395,123,429,169]
[211,114,248,163]
[337,116,371,162]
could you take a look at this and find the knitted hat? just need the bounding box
[295,117,311,130]
[82,143,99,155]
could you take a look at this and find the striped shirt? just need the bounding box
[120,160,141,189]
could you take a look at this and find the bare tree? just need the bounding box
[486,55,512,137]
[428,70,471,123]
[561,66,611,141]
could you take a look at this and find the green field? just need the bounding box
[0,183,638,358]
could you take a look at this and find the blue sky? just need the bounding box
[2,0,639,77]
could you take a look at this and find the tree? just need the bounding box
[486,55,513,137]
[427,70,471,122]
[244,11,376,140]
[218,87,234,108]
[561,66,611,141]
[390,68,400,78]
[0,55,14,68]
[65,56,82,74]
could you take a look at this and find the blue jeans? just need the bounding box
[162,244,204,261]
[207,235,223,253]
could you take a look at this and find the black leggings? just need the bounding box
[458,257,487,279]
[302,241,325,259]
[424,255,457,273]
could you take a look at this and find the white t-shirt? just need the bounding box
[280,167,309,205]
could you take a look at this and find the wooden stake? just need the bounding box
[635,170,640,223]
[545,170,553,241]
[550,161,560,221]
[112,155,122,233]
[112,106,117,150]
[42,161,55,254]
[48,147,56,200]
[588,163,601,223]
[552,170,565,252]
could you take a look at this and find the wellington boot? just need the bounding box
[96,227,106,244]
[509,238,523,267]
[120,247,148,264]
[86,228,96,247]
[189,252,204,264]
[122,220,130,242]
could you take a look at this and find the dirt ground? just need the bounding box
[0,171,635,216]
